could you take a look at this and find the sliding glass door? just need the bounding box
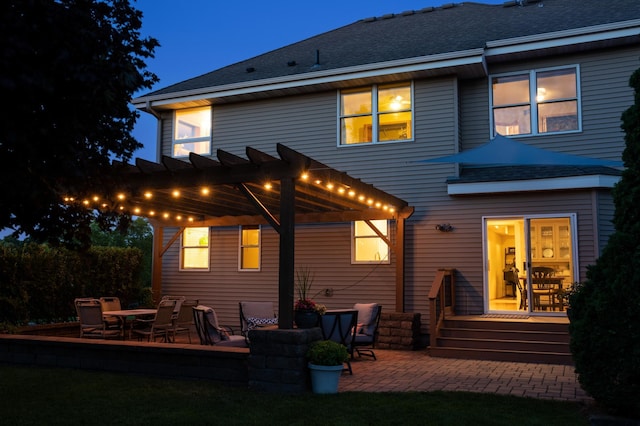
[484,215,576,315]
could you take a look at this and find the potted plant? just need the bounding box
[294,267,326,328]
[306,340,349,394]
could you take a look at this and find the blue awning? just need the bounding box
[418,135,623,167]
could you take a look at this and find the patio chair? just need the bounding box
[161,295,186,315]
[130,299,176,342]
[352,303,382,360]
[172,299,198,343]
[76,299,121,340]
[99,296,123,331]
[320,309,358,374]
[193,305,247,347]
[239,301,278,343]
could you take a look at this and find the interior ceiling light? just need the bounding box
[144,191,152,199]
[172,190,180,198]
[200,187,210,196]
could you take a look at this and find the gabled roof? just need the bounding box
[133,0,640,110]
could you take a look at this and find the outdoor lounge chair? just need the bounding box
[239,301,278,343]
[193,305,247,347]
[320,309,358,374]
[352,303,382,360]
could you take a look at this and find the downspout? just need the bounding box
[145,101,162,162]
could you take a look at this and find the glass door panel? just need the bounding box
[527,217,574,314]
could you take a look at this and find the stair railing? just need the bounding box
[428,268,456,349]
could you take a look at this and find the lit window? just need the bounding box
[491,66,579,136]
[353,220,390,264]
[181,227,209,270]
[239,225,260,271]
[173,107,211,157]
[339,83,413,145]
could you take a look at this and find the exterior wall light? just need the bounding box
[435,223,454,232]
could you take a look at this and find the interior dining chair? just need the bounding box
[504,270,526,310]
[76,299,120,340]
[320,309,358,374]
[193,305,247,347]
[352,303,382,360]
[531,267,558,311]
[130,299,176,342]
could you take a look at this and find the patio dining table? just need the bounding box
[102,309,157,339]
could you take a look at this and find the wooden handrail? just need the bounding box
[428,268,456,349]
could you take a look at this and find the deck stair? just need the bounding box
[429,316,573,365]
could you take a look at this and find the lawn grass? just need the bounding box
[0,365,590,425]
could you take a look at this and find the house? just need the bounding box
[126,0,640,340]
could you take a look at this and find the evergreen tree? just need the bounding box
[569,65,640,417]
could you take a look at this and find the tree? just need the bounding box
[569,65,640,417]
[0,0,158,248]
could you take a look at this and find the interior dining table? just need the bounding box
[521,278,565,311]
[102,308,157,339]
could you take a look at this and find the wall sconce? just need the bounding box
[435,223,454,232]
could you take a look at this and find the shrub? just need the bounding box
[306,340,349,366]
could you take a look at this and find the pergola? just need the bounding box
[90,144,413,328]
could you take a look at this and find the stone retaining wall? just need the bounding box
[377,312,422,350]
[0,334,249,385]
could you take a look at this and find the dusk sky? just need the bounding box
[131,0,504,161]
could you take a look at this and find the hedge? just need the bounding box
[0,243,150,325]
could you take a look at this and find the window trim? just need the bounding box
[338,82,414,147]
[238,225,261,272]
[179,227,210,271]
[489,65,581,138]
[172,106,212,158]
[351,220,391,265]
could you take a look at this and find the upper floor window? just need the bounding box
[239,225,261,271]
[491,66,580,136]
[352,220,390,264]
[173,107,211,158]
[180,227,209,270]
[339,83,413,145]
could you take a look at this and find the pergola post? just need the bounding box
[278,177,295,328]
[151,225,164,304]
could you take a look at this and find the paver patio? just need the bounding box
[339,349,591,403]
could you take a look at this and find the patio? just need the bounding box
[0,326,590,403]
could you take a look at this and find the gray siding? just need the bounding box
[154,45,633,332]
[160,223,396,328]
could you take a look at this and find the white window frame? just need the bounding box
[490,65,581,137]
[172,106,212,158]
[239,225,261,271]
[351,220,390,264]
[179,227,210,271]
[338,82,414,146]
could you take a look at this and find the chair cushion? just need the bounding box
[246,316,278,330]
[354,334,374,344]
[353,303,378,336]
